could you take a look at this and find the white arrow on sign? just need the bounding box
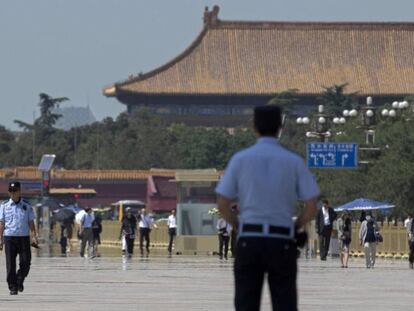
[341,154,349,166]
[310,153,318,166]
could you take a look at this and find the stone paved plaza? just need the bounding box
[0,249,412,311]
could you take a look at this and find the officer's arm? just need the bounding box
[296,198,318,229]
[29,220,38,244]
[217,196,238,229]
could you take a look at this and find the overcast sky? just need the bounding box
[1,0,413,130]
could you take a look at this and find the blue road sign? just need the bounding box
[306,142,358,169]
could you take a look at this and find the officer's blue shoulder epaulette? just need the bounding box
[1,199,8,205]
[22,199,32,206]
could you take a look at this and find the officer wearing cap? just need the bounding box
[216,105,320,310]
[0,181,38,295]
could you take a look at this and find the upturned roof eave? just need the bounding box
[102,25,210,98]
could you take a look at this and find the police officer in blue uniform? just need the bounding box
[0,181,38,295]
[216,105,320,311]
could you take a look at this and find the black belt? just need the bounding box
[242,224,290,236]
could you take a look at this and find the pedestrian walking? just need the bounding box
[59,222,68,255]
[120,207,137,257]
[359,211,380,269]
[92,215,102,257]
[216,105,320,310]
[64,218,74,253]
[0,181,38,295]
[167,209,177,255]
[407,216,414,269]
[138,208,153,256]
[315,199,337,260]
[79,207,95,258]
[337,212,352,268]
[217,217,231,260]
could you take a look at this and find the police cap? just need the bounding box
[8,181,21,192]
[254,105,282,136]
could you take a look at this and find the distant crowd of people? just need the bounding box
[315,200,414,269]
[119,207,177,258]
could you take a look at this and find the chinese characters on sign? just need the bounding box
[306,143,358,168]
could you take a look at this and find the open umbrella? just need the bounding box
[334,198,395,212]
[53,207,76,223]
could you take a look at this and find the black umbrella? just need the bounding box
[53,207,76,223]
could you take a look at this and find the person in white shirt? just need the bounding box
[167,209,177,255]
[138,208,153,256]
[404,214,412,233]
[217,217,232,260]
[315,199,337,260]
[79,207,95,258]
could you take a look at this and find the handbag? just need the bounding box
[77,229,83,240]
[375,231,383,243]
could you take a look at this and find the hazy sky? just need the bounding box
[1,0,413,130]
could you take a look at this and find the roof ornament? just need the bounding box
[203,5,220,27]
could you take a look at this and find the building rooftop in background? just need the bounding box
[0,167,176,181]
[53,106,96,130]
[103,6,414,126]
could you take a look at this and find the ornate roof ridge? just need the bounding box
[217,20,414,30]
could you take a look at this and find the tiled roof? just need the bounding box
[104,7,414,97]
[174,169,220,182]
[0,167,175,181]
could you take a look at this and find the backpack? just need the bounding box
[365,219,376,243]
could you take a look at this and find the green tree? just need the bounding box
[318,83,358,115]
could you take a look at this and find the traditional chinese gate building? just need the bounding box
[104,6,414,126]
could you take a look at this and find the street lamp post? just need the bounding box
[296,105,345,142]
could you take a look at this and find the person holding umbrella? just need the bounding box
[0,181,38,295]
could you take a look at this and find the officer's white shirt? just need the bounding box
[215,137,320,238]
[0,198,35,236]
[167,215,177,228]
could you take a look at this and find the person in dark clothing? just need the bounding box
[92,216,102,257]
[120,208,137,257]
[408,217,414,269]
[315,199,337,260]
[59,223,68,256]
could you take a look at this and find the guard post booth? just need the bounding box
[174,169,220,255]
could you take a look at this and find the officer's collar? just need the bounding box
[10,198,21,205]
[257,137,279,145]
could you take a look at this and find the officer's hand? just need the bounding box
[0,242,3,251]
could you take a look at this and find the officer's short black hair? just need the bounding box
[254,105,282,136]
[8,181,21,192]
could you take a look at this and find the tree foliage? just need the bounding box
[1,89,414,217]
[318,83,358,115]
